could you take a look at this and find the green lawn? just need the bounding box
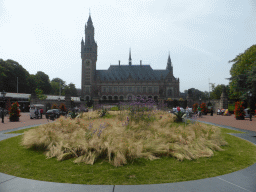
[0,124,255,185]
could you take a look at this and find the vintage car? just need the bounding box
[30,104,44,119]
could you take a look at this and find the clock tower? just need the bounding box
[81,14,98,99]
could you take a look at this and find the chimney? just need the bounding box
[140,60,142,65]
[119,60,120,66]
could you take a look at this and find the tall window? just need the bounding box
[86,87,89,93]
[120,87,123,93]
[114,87,117,92]
[148,87,152,93]
[143,87,146,93]
[109,87,112,93]
[168,89,172,96]
[137,87,141,93]
[128,87,132,92]
[154,86,158,93]
[103,87,106,92]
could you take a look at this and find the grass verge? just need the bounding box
[0,116,255,185]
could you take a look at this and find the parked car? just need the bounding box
[46,109,60,119]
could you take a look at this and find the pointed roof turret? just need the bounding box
[166,52,173,71]
[81,37,84,43]
[86,10,93,28]
[168,52,171,64]
[128,48,132,66]
[87,15,92,24]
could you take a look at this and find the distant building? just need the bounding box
[81,14,180,106]
[2,92,81,112]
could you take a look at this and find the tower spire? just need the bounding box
[166,52,173,71]
[168,51,171,64]
[129,48,132,66]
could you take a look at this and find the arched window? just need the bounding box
[168,89,172,96]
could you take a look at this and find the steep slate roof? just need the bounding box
[96,65,174,81]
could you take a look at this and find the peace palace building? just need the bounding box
[81,15,180,105]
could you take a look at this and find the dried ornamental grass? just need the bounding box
[21,110,228,167]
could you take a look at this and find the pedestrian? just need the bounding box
[186,106,189,118]
[217,108,220,115]
[197,105,202,117]
[40,108,43,119]
[210,108,213,116]
[35,107,39,119]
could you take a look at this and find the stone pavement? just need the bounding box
[193,113,256,132]
[0,112,50,132]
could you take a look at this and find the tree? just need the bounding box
[187,88,209,101]
[50,78,67,95]
[34,71,52,94]
[50,81,60,95]
[228,44,256,99]
[67,83,77,96]
[35,88,47,100]
[0,59,31,93]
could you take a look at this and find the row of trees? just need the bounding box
[184,45,256,101]
[184,44,256,112]
[0,59,77,96]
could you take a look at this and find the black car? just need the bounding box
[45,109,61,119]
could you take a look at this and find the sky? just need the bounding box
[0,0,256,93]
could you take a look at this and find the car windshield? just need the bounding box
[47,110,53,113]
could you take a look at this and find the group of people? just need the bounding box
[34,108,43,119]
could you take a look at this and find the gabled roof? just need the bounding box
[96,65,174,81]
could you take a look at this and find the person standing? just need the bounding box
[40,108,43,119]
[186,106,189,118]
[35,107,39,119]
[197,106,202,117]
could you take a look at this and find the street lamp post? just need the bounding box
[1,90,6,123]
[248,91,252,121]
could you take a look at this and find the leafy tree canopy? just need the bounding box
[228,44,256,99]
[34,71,52,94]
[210,84,230,100]
[0,59,31,93]
[35,88,47,100]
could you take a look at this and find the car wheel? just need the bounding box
[30,117,33,119]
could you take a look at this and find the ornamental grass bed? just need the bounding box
[20,109,228,167]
